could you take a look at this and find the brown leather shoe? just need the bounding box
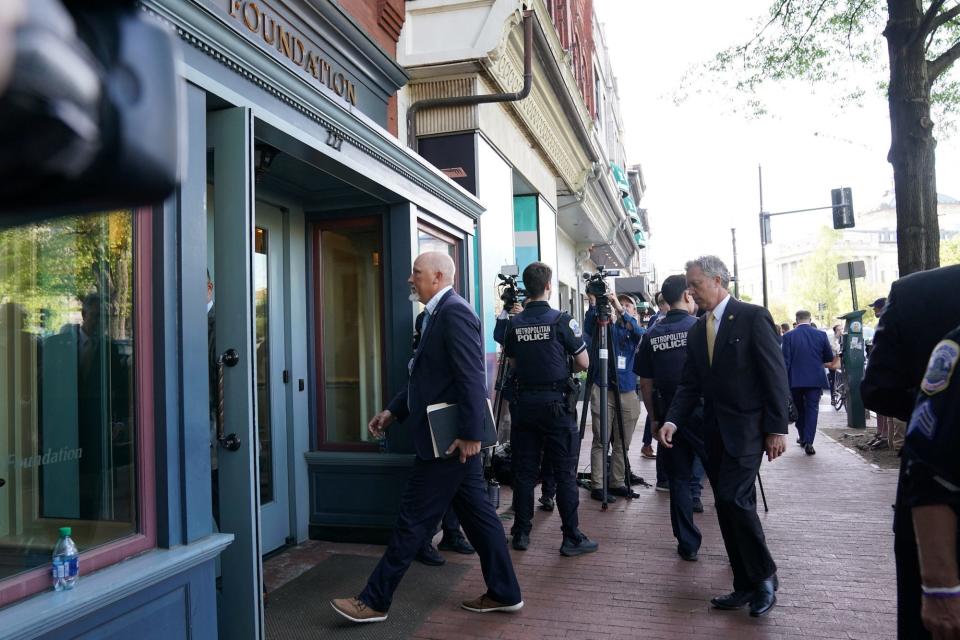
[460,593,524,613]
[330,597,388,623]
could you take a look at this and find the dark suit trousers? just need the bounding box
[703,428,777,591]
[359,456,521,612]
[662,434,702,554]
[791,387,822,445]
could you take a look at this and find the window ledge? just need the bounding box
[1,533,233,640]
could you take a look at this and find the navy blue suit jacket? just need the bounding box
[781,324,834,389]
[387,289,488,460]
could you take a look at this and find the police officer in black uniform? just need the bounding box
[634,274,704,561]
[504,261,597,556]
[900,326,960,639]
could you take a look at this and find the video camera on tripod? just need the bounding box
[497,264,527,309]
[582,266,621,305]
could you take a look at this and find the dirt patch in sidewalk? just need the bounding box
[821,427,900,469]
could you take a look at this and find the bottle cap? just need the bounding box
[59,527,72,537]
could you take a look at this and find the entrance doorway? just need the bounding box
[254,201,291,554]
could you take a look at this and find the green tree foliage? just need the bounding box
[789,227,848,324]
[942,233,960,265]
[708,1,960,276]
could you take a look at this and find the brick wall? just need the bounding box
[336,0,404,135]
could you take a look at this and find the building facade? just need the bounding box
[0,2,646,638]
[0,0,483,638]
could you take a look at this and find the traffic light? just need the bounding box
[832,187,855,229]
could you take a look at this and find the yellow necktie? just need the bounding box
[706,313,716,365]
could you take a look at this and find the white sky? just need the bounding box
[594,0,960,280]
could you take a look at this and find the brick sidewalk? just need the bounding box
[266,399,900,639]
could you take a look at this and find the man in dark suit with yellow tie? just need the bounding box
[659,255,789,618]
[332,251,522,624]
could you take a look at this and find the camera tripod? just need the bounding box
[577,298,636,510]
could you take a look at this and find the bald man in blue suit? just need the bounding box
[332,252,522,624]
[781,310,839,455]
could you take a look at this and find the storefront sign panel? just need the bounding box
[213,0,361,107]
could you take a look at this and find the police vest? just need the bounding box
[644,313,697,396]
[509,308,570,390]
[905,325,960,487]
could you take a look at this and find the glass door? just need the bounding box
[314,219,383,448]
[254,201,290,554]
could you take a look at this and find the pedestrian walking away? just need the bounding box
[660,255,789,618]
[332,252,522,624]
[781,309,840,455]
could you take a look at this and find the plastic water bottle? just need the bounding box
[52,527,79,591]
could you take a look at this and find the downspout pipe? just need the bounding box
[405,10,534,150]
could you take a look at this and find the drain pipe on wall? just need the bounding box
[405,10,534,150]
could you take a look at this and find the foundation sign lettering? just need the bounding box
[225,0,358,107]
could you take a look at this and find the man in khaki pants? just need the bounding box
[584,293,644,501]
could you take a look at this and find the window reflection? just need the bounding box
[0,211,136,581]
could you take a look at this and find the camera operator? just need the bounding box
[584,292,644,501]
[503,262,597,556]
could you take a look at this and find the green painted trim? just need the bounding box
[4,534,233,640]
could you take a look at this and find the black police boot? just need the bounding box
[710,589,755,610]
[511,532,530,551]
[749,577,777,617]
[438,533,475,555]
[538,495,555,511]
[559,532,598,557]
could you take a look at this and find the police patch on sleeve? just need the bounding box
[569,318,582,337]
[921,339,960,396]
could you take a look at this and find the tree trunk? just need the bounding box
[885,0,941,276]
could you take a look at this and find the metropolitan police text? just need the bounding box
[649,332,688,351]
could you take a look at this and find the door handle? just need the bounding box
[216,348,242,452]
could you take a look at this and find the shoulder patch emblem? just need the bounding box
[921,339,960,396]
[569,318,582,337]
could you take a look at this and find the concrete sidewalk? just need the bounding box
[266,400,899,639]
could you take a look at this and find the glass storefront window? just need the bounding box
[0,211,137,583]
[315,220,383,447]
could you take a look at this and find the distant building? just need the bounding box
[739,193,960,306]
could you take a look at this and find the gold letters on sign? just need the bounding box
[227,0,358,107]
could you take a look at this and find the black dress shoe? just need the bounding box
[608,486,639,498]
[749,577,777,617]
[677,546,698,562]
[511,532,530,551]
[415,544,445,566]
[590,489,616,503]
[538,495,555,511]
[438,534,475,555]
[804,444,816,455]
[711,589,755,610]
